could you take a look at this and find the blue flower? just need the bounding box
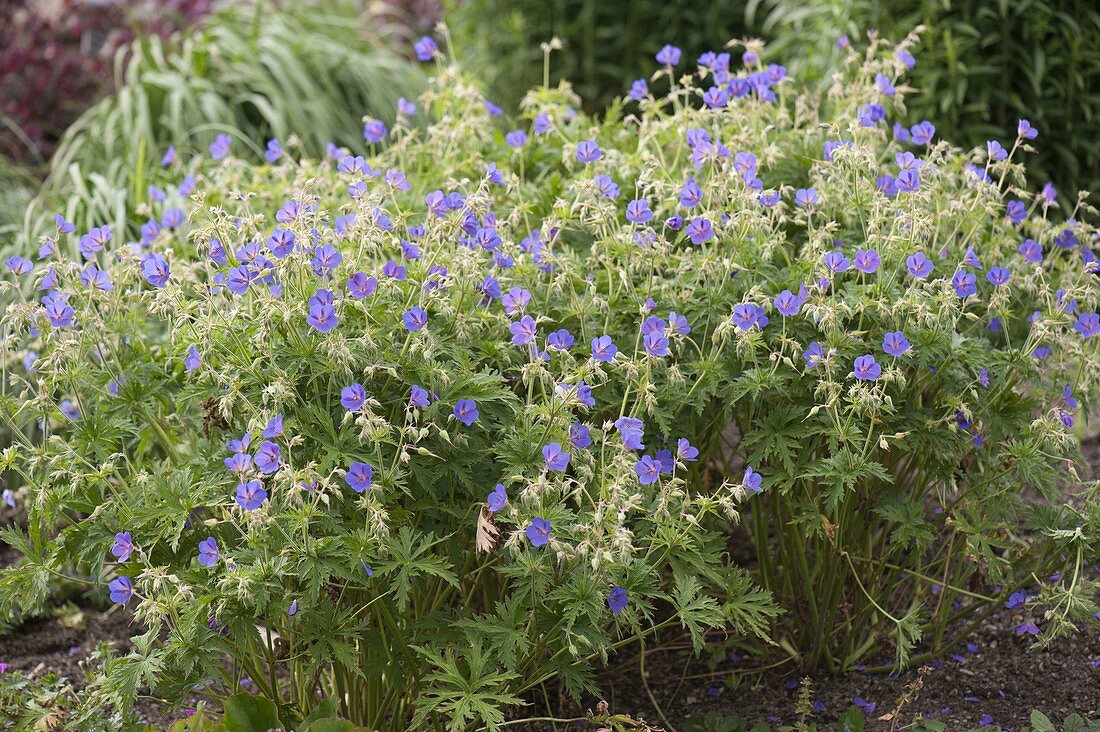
[910,121,935,146]
[629,79,648,100]
[987,140,1007,162]
[823,251,850,273]
[626,198,653,223]
[685,217,713,245]
[78,225,111,259]
[345,462,374,493]
[547,329,575,350]
[853,354,882,381]
[197,537,219,567]
[906,252,934,279]
[680,178,703,208]
[952,270,977,298]
[743,467,763,493]
[5,256,32,276]
[403,307,428,332]
[543,442,570,472]
[111,532,134,562]
[1074,312,1099,338]
[109,575,133,605]
[236,480,267,510]
[209,134,231,160]
[803,342,826,368]
[634,455,661,485]
[773,288,804,317]
[254,442,281,474]
[264,139,282,163]
[883,331,911,357]
[608,586,628,614]
[307,289,339,332]
[576,140,602,163]
[414,36,438,62]
[510,315,538,346]
[614,416,645,450]
[525,517,552,547]
[505,130,527,149]
[184,346,201,372]
[410,385,431,408]
[796,188,820,208]
[986,267,1011,286]
[591,335,617,362]
[643,331,670,357]
[655,44,682,65]
[42,291,74,328]
[1017,119,1038,140]
[731,303,768,331]
[487,483,507,512]
[569,423,592,450]
[363,120,388,143]
[347,272,378,299]
[454,399,479,426]
[140,253,170,287]
[853,248,881,274]
[262,414,284,438]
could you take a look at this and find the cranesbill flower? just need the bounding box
[680,178,702,208]
[543,442,570,472]
[823,251,850,273]
[1018,119,1038,140]
[1016,621,1039,636]
[644,331,670,357]
[987,140,1007,161]
[526,517,551,547]
[591,335,617,362]
[668,311,691,335]
[308,289,339,332]
[635,455,661,485]
[510,315,538,346]
[42,291,75,328]
[774,288,803,317]
[910,121,935,146]
[576,140,602,163]
[608,586,628,614]
[264,139,282,163]
[454,399,479,426]
[906,252,934,279]
[5,256,32,275]
[197,537,219,567]
[655,44,682,65]
[502,287,531,315]
[853,354,882,381]
[263,414,283,438]
[403,307,428,332]
[629,79,648,100]
[731,303,768,331]
[382,261,407,280]
[896,168,920,193]
[963,247,983,270]
[570,423,592,450]
[224,452,251,474]
[794,188,819,208]
[209,134,231,160]
[311,245,343,276]
[487,483,507,512]
[534,113,552,133]
[162,145,176,166]
[79,226,111,259]
[82,263,112,291]
[803,341,826,368]
[685,217,713,244]
[896,48,916,68]
[952,270,977,298]
[347,272,378,298]
[979,368,990,388]
[111,532,134,562]
[141,253,170,287]
[109,576,133,605]
[363,120,387,144]
[1016,236,1042,263]
[345,462,374,492]
[1005,588,1029,608]
[883,331,911,357]
[505,130,527,149]
[677,438,699,461]
[410,385,430,408]
[853,249,881,274]
[986,267,1011,286]
[227,265,252,295]
[743,467,763,493]
[547,329,575,350]
[1074,312,1099,338]
[1006,200,1027,225]
[626,198,653,223]
[236,480,267,510]
[703,86,729,108]
[414,36,437,61]
[184,345,201,372]
[615,416,645,450]
[254,441,281,474]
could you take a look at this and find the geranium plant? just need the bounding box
[1,28,1098,729]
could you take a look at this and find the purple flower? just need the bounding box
[262,414,283,438]
[634,455,661,485]
[403,307,428,332]
[534,113,552,133]
[987,140,1007,162]
[896,168,920,193]
[629,78,648,100]
[42,291,75,328]
[1018,238,1043,263]
[111,532,134,562]
[906,252,934,279]
[209,134,231,160]
[197,537,219,567]
[108,575,133,605]
[363,120,387,144]
[341,384,367,412]
[685,217,713,245]
[501,287,531,315]
[803,341,826,368]
[82,263,112,291]
[655,44,682,65]
[853,354,882,381]
[1006,200,1027,225]
[615,416,645,450]
[774,288,804,317]
[626,198,653,224]
[608,586,628,614]
[952,270,977,298]
[1074,312,1098,338]
[5,256,32,275]
[570,423,592,450]
[547,329,575,350]
[410,385,430,408]
[910,121,935,146]
[525,517,552,547]
[141,253,170,287]
[254,441,281,474]
[510,315,538,346]
[1018,119,1038,140]
[414,36,438,62]
[162,145,176,166]
[794,187,819,208]
[184,346,201,372]
[227,265,252,295]
[347,272,378,299]
[743,467,763,493]
[576,140,602,163]
[823,251,850,273]
[487,483,507,512]
[853,248,881,273]
[668,311,691,335]
[883,331,911,357]
[224,452,251,474]
[853,697,876,715]
[731,303,768,331]
[454,399,479,426]
[543,442,571,472]
[679,178,703,208]
[896,48,916,68]
[264,138,282,163]
[643,331,670,357]
[345,462,374,492]
[236,481,267,510]
[79,225,111,258]
[1016,621,1039,636]
[677,438,699,461]
[505,130,528,149]
[311,245,343,276]
[307,289,339,332]
[986,267,1010,286]
[591,335,617,362]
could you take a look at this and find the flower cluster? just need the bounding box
[1,28,1097,730]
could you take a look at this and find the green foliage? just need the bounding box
[1,26,1098,732]
[751,0,1100,202]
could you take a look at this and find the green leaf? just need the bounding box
[219,694,282,732]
